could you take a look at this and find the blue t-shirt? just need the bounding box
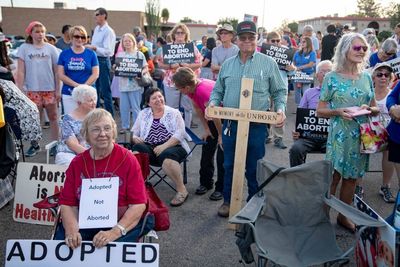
[369,51,397,68]
[293,50,316,75]
[58,48,99,95]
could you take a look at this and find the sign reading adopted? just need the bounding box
[79,177,119,229]
[5,240,159,267]
[260,44,295,69]
[114,57,143,78]
[162,43,195,64]
[13,163,67,226]
[295,108,329,140]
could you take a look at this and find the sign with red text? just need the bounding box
[13,163,67,225]
[5,240,159,267]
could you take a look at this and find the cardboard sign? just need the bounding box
[162,43,195,64]
[289,71,314,83]
[295,108,329,140]
[13,163,67,226]
[114,57,143,78]
[385,57,400,80]
[260,44,295,69]
[5,240,159,267]
[354,196,396,267]
[79,177,119,229]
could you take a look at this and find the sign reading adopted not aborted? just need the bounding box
[5,240,159,267]
[162,43,195,64]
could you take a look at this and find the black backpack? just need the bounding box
[0,122,16,179]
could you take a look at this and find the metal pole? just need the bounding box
[262,0,265,28]
[10,0,14,8]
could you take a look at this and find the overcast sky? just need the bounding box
[0,0,394,30]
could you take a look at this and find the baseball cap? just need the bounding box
[46,34,57,42]
[217,24,235,35]
[236,21,257,35]
[372,62,393,73]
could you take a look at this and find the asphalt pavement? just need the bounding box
[0,92,396,267]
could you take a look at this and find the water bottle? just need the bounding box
[394,204,400,229]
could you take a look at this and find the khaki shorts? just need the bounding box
[27,91,56,107]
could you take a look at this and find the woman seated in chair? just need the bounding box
[57,108,153,249]
[55,85,97,166]
[131,87,190,207]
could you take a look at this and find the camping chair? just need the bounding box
[5,106,25,162]
[230,159,386,267]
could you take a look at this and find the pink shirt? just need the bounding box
[188,79,215,113]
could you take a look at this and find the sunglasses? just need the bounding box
[385,51,395,56]
[376,72,390,78]
[95,13,102,16]
[352,45,368,52]
[175,31,185,35]
[270,39,280,44]
[73,35,87,40]
[238,35,256,42]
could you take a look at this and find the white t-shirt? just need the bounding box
[374,92,391,127]
[115,50,148,92]
[17,43,59,91]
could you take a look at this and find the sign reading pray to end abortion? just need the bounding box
[114,57,143,78]
[162,43,195,64]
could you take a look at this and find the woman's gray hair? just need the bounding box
[81,108,117,143]
[331,33,369,73]
[72,85,97,103]
[380,38,398,53]
[316,60,333,73]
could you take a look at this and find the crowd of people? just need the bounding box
[1,6,400,247]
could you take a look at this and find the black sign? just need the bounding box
[162,43,195,64]
[114,57,143,77]
[295,108,329,140]
[387,57,400,80]
[260,43,295,69]
[289,71,314,83]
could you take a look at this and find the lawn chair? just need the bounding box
[230,159,385,267]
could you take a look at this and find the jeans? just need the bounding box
[199,120,224,192]
[295,83,311,106]
[120,90,142,130]
[96,57,114,116]
[222,121,266,203]
[289,138,326,167]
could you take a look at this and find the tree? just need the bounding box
[217,17,239,30]
[161,8,169,24]
[145,0,160,36]
[384,2,400,28]
[356,0,381,17]
[180,17,195,23]
[287,22,298,33]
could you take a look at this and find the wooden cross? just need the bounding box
[206,78,282,227]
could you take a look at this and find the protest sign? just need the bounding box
[5,240,159,267]
[162,43,195,64]
[295,108,329,140]
[290,71,314,83]
[385,57,400,80]
[260,44,295,69]
[114,57,143,77]
[13,163,67,225]
[354,196,396,267]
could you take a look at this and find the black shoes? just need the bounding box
[195,185,211,195]
[209,191,223,201]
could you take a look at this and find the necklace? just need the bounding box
[92,147,113,178]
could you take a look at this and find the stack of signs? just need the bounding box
[295,108,329,140]
[290,71,314,84]
[260,44,295,70]
[162,43,195,64]
[114,57,143,78]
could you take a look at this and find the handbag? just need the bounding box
[151,68,165,80]
[146,181,170,231]
[137,72,153,87]
[357,116,388,154]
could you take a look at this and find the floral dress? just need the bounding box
[320,71,374,179]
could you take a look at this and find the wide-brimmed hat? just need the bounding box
[216,24,235,35]
[236,21,256,35]
[373,62,393,73]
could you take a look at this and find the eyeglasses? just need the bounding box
[385,51,395,56]
[352,45,368,52]
[95,13,102,16]
[376,72,391,78]
[175,31,185,35]
[238,35,256,42]
[89,126,113,135]
[73,35,87,40]
[270,39,280,44]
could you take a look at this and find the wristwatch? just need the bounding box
[116,224,127,236]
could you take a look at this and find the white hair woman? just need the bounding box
[55,84,97,166]
[317,33,379,233]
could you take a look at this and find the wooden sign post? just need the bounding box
[206,78,282,227]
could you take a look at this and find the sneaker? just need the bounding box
[218,202,230,217]
[379,186,395,203]
[355,185,364,199]
[42,122,50,129]
[25,145,40,157]
[274,138,287,149]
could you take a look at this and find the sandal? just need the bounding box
[170,191,189,207]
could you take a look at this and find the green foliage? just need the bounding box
[356,0,381,17]
[180,17,195,23]
[384,2,400,28]
[287,22,298,33]
[161,8,169,24]
[377,30,393,42]
[145,0,160,36]
[217,18,239,30]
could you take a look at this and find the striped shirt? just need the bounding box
[209,51,287,112]
[145,119,172,146]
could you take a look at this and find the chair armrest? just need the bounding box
[324,195,386,227]
[185,127,206,145]
[229,193,265,224]
[45,141,58,164]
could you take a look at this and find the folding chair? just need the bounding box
[230,159,386,267]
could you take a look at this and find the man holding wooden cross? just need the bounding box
[208,21,287,217]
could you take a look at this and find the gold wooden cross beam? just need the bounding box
[206,78,282,227]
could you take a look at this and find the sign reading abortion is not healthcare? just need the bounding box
[162,43,195,64]
[295,108,330,140]
[5,240,159,267]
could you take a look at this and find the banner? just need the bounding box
[162,43,195,64]
[260,44,295,69]
[5,240,159,267]
[13,163,67,225]
[295,108,329,140]
[289,71,314,83]
[114,57,143,78]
